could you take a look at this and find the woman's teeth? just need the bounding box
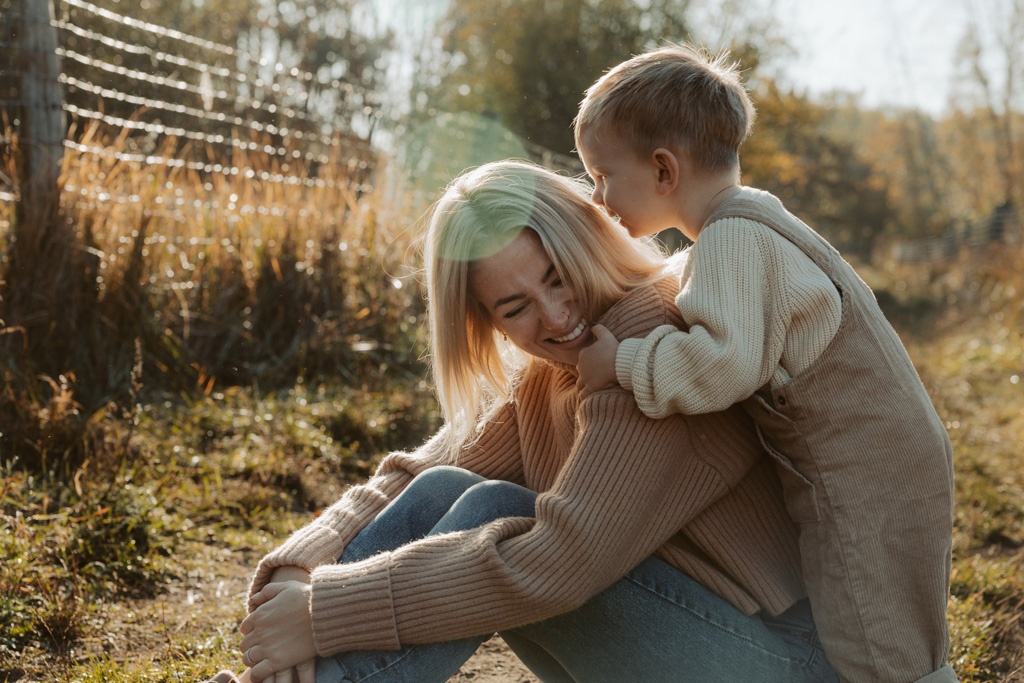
[553,321,586,343]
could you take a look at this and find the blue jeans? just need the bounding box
[316,466,838,683]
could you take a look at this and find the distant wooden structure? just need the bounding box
[891,203,1021,263]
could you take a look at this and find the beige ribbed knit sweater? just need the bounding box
[617,218,842,417]
[248,277,804,657]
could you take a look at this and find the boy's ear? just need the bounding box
[651,148,679,194]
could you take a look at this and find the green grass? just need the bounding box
[916,331,1024,681]
[0,382,440,681]
[876,250,1024,682]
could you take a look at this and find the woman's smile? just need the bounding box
[552,320,588,344]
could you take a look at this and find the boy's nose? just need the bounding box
[590,185,604,207]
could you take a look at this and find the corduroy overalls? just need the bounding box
[706,189,958,683]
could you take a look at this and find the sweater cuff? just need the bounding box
[616,338,643,393]
[249,523,344,601]
[310,554,401,655]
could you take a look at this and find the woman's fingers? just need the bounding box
[239,642,261,671]
[249,658,282,683]
[247,581,286,612]
[297,659,316,683]
[236,582,317,680]
[262,669,293,683]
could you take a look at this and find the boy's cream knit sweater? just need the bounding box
[248,277,804,657]
[617,218,842,416]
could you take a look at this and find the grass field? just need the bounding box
[3,256,1022,683]
[1,136,1022,681]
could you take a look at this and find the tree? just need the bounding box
[949,0,1024,225]
[419,0,693,158]
[239,0,394,138]
[742,82,895,262]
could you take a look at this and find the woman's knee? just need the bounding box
[342,467,486,562]
[438,479,537,532]
[407,465,485,500]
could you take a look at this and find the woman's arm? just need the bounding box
[302,389,759,656]
[248,405,524,600]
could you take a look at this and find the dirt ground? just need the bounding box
[451,638,539,682]
[8,535,540,681]
[190,544,540,682]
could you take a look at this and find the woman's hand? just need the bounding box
[576,324,621,396]
[239,580,318,683]
[248,566,311,613]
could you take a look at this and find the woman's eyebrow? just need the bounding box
[493,264,556,309]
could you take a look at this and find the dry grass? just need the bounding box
[1,125,430,472]
[871,247,1024,681]
[9,122,426,378]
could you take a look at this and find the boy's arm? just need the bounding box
[576,324,620,395]
[617,220,785,418]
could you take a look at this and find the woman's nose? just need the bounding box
[540,300,570,329]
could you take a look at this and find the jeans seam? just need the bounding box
[623,572,813,669]
[323,646,418,683]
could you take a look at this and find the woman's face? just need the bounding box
[469,230,593,365]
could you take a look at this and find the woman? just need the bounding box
[210,160,838,683]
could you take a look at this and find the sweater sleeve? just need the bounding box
[247,403,524,602]
[615,219,792,417]
[304,389,742,655]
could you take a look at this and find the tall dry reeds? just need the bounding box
[0,122,429,470]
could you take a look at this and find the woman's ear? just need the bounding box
[651,148,679,194]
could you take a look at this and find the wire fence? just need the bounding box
[889,203,1021,263]
[0,0,379,215]
[0,0,587,225]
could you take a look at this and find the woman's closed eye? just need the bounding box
[503,304,527,319]
[501,280,564,319]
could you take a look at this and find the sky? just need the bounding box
[770,0,970,115]
[377,0,1001,118]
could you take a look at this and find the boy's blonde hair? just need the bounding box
[424,159,665,450]
[574,43,755,172]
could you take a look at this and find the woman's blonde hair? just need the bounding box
[424,159,665,450]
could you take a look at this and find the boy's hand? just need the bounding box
[577,324,620,396]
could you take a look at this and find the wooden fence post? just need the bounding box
[20,0,65,208]
[3,0,72,365]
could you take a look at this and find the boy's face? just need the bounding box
[577,128,674,239]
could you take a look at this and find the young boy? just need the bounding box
[574,43,958,683]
